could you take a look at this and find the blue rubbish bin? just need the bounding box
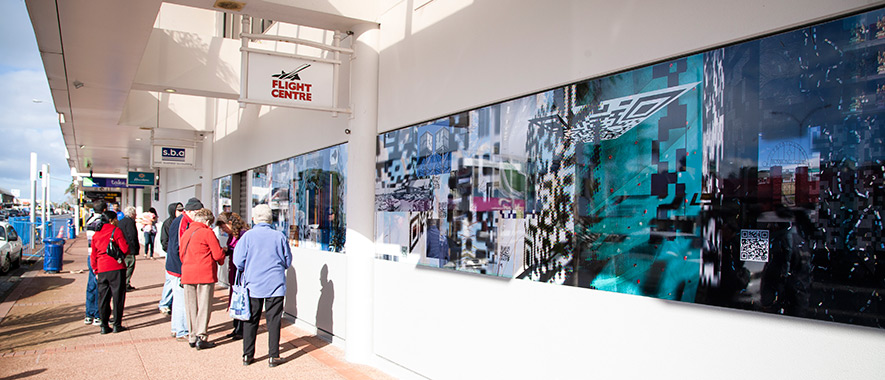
[67,219,76,239]
[43,237,65,273]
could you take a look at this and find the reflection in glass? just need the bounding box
[290,144,348,252]
[212,175,232,215]
[270,159,292,234]
[252,165,270,209]
[374,7,885,329]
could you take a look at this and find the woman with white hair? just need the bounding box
[233,204,292,367]
[118,206,141,291]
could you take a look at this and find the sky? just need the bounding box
[0,0,72,204]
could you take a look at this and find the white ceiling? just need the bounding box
[24,0,375,177]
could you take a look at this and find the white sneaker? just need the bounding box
[160,307,171,315]
[84,317,93,325]
[92,319,102,326]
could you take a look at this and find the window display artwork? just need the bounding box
[375,7,885,328]
[212,175,232,215]
[290,144,348,252]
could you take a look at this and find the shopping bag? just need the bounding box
[229,271,251,321]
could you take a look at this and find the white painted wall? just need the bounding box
[371,1,885,379]
[377,0,880,132]
[285,247,348,340]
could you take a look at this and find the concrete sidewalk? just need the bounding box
[0,234,396,380]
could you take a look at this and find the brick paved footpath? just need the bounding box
[0,234,395,380]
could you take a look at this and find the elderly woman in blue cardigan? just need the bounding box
[233,204,292,367]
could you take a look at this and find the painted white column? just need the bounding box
[344,22,379,364]
[135,187,145,214]
[128,188,136,208]
[200,135,214,205]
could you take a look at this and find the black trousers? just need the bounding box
[242,296,284,358]
[97,269,126,327]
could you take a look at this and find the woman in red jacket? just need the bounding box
[180,208,225,349]
[90,210,130,334]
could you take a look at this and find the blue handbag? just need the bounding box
[229,270,251,321]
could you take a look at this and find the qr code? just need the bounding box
[499,246,511,262]
[740,229,769,262]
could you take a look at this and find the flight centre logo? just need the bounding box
[270,63,313,101]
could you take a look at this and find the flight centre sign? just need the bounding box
[246,53,334,109]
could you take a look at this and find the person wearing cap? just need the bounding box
[164,201,193,340]
[180,208,225,350]
[91,210,130,334]
[83,201,108,326]
[234,204,292,367]
[158,202,183,316]
[180,197,203,237]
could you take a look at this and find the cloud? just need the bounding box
[0,0,44,70]
[0,69,71,204]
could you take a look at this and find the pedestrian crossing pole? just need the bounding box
[42,164,49,240]
[29,153,37,251]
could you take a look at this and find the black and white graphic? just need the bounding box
[570,82,699,143]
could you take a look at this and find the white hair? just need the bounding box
[252,204,273,224]
[124,206,137,218]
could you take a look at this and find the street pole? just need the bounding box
[29,153,36,251]
[42,164,48,241]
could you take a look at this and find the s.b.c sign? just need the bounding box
[161,147,186,162]
[152,145,195,168]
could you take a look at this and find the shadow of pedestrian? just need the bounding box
[315,264,334,341]
[0,368,47,380]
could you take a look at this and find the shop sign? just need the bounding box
[246,53,333,109]
[152,145,195,168]
[128,171,156,186]
[84,191,122,201]
[83,177,133,188]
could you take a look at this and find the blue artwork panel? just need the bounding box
[375,7,885,329]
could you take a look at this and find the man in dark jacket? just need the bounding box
[118,206,140,291]
[158,202,182,315]
[160,202,183,253]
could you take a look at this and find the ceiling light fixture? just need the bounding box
[135,138,142,141]
[58,112,65,123]
[164,88,177,93]
[79,145,85,149]
[73,80,84,89]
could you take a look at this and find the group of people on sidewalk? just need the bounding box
[85,197,293,367]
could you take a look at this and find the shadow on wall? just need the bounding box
[287,266,299,318]
[316,264,334,339]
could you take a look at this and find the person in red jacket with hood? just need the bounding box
[90,210,130,334]
[180,208,225,349]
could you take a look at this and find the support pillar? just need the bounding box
[344,22,379,364]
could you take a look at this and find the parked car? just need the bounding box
[0,221,23,274]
